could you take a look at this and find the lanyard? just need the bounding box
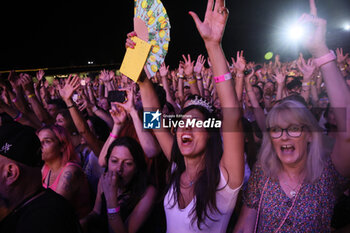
[253,177,301,233]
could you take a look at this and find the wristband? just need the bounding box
[27,93,35,99]
[188,79,197,85]
[107,206,120,214]
[67,104,75,109]
[196,76,202,80]
[177,73,184,78]
[110,133,118,139]
[302,82,311,87]
[13,112,23,122]
[213,73,232,83]
[314,50,336,68]
[92,106,98,113]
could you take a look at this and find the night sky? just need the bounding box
[1,0,349,71]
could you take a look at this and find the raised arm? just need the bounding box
[297,57,316,103]
[189,0,244,189]
[115,87,161,159]
[98,105,128,167]
[300,0,350,177]
[159,63,181,114]
[231,51,246,104]
[59,75,103,157]
[125,31,174,161]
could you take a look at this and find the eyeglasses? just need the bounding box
[267,125,304,139]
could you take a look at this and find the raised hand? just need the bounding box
[298,0,329,58]
[182,54,195,78]
[19,73,35,93]
[58,75,81,102]
[336,48,349,64]
[8,71,21,87]
[194,54,206,75]
[115,88,135,113]
[177,62,184,77]
[100,69,112,83]
[109,104,127,126]
[36,70,45,82]
[297,58,316,81]
[189,0,229,46]
[159,62,169,77]
[272,68,286,86]
[231,51,246,74]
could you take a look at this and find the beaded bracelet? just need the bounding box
[110,133,118,139]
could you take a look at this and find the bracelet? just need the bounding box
[196,76,202,80]
[13,112,23,121]
[213,72,232,83]
[188,79,197,85]
[110,133,118,139]
[67,104,75,109]
[177,73,184,78]
[107,206,120,214]
[27,93,35,99]
[302,82,311,87]
[314,50,336,68]
[92,106,98,113]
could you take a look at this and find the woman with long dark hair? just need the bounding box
[81,137,156,233]
[126,0,245,231]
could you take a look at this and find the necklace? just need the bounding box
[283,182,301,197]
[180,171,195,188]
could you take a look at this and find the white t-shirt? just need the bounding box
[164,167,242,233]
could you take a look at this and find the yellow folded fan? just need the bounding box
[120,36,152,82]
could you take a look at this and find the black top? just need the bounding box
[0,188,81,233]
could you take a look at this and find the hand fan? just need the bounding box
[134,0,171,77]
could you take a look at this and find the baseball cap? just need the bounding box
[0,122,43,167]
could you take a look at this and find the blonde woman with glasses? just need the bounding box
[233,0,350,232]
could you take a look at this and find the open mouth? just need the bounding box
[181,134,193,145]
[280,144,295,153]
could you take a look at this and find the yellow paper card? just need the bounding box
[120,36,152,82]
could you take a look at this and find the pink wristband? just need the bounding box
[110,133,118,139]
[107,206,120,214]
[314,50,336,68]
[213,72,232,83]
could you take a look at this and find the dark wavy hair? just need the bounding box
[105,137,148,218]
[166,102,224,230]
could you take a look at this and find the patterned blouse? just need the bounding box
[243,158,349,232]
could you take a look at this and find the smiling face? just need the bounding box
[108,146,136,186]
[269,114,310,169]
[176,109,209,158]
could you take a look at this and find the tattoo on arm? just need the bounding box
[62,171,73,192]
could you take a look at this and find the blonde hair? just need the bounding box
[259,100,326,183]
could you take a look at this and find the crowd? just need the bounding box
[0,0,350,232]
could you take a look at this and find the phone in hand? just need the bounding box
[107,90,127,103]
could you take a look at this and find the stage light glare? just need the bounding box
[288,25,304,40]
[344,24,350,31]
